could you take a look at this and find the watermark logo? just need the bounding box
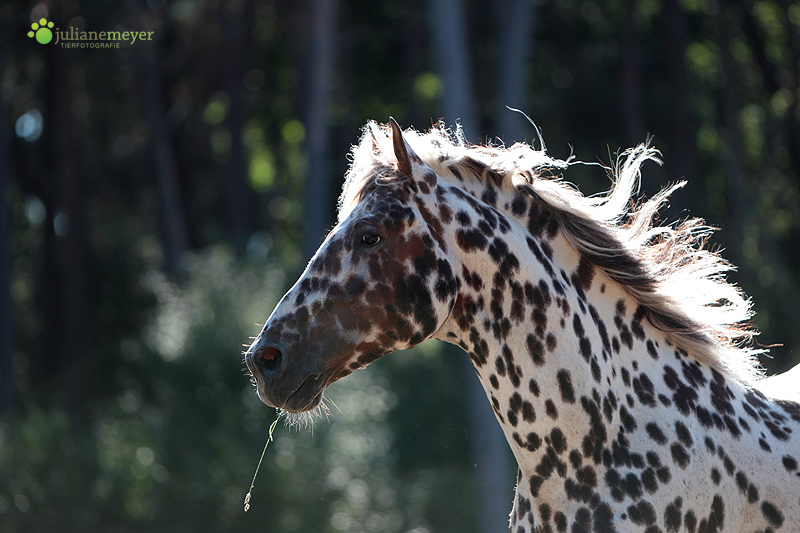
[28,18,54,44]
[26,14,154,48]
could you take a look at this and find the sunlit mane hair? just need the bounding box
[339,121,763,383]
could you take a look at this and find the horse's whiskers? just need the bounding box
[278,396,337,432]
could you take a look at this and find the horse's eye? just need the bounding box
[360,232,381,247]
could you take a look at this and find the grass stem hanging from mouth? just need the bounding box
[243,416,280,512]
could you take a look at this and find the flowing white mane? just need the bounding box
[340,121,763,383]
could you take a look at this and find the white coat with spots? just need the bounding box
[246,119,800,532]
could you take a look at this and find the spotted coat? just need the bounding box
[245,119,800,532]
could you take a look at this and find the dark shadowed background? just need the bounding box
[1,0,800,531]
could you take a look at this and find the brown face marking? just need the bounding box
[246,178,458,412]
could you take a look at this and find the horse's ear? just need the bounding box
[389,117,414,177]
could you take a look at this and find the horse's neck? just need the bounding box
[436,219,700,523]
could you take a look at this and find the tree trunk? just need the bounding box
[40,9,95,405]
[495,0,535,144]
[0,48,13,412]
[715,1,749,250]
[733,0,780,94]
[662,0,697,182]
[302,0,338,260]
[619,0,646,145]
[777,0,800,180]
[221,0,253,252]
[428,0,479,138]
[404,0,428,127]
[429,1,513,530]
[140,46,190,275]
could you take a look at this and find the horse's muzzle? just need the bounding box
[246,340,286,403]
[245,339,325,413]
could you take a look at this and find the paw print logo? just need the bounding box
[28,18,54,44]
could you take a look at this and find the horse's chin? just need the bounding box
[281,388,324,414]
[255,373,326,414]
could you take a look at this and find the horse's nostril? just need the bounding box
[259,346,282,373]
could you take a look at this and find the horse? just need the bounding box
[244,118,800,532]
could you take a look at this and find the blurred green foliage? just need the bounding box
[0,248,481,532]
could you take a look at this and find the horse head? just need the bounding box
[245,119,457,413]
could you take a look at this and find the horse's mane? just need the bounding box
[340,121,763,383]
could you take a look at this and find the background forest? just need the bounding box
[2,0,800,531]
